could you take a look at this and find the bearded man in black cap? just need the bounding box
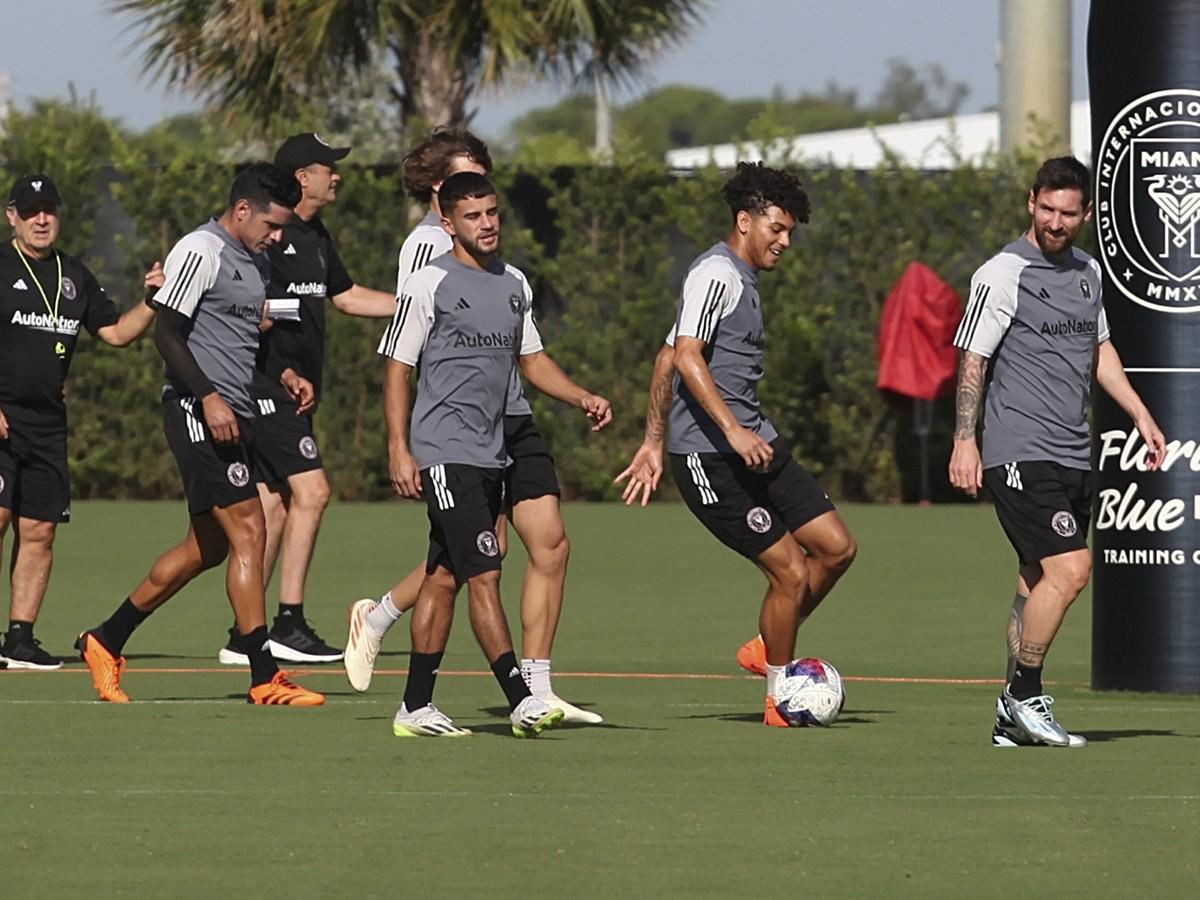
[215,133,398,666]
[0,174,162,669]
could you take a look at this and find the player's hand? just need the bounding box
[1135,413,1166,472]
[580,392,613,432]
[280,369,315,414]
[0,406,9,440]
[948,438,983,498]
[613,441,663,507]
[201,393,240,444]
[143,261,164,297]
[726,425,773,471]
[390,446,422,499]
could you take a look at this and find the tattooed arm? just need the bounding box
[614,342,675,506]
[948,350,987,497]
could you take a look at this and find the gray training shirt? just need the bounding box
[391,211,532,417]
[667,242,778,455]
[154,219,269,418]
[378,254,542,470]
[955,235,1110,471]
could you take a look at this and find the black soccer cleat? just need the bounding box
[0,633,63,670]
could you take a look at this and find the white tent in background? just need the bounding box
[665,99,1092,171]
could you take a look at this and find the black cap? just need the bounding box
[273,133,351,174]
[8,174,63,214]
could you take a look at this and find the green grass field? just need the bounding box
[3,501,1198,898]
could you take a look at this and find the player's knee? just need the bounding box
[530,532,570,575]
[293,475,331,512]
[776,556,810,600]
[825,533,857,574]
[1058,554,1092,598]
[19,519,56,548]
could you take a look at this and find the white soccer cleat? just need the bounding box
[392,703,472,737]
[1000,691,1075,747]
[511,694,565,738]
[992,696,1086,748]
[541,692,603,724]
[344,599,382,692]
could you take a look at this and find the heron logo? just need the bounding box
[1097,89,1200,313]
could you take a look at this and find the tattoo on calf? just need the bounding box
[1017,639,1048,667]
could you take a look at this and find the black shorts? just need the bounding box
[162,395,260,516]
[984,461,1092,566]
[0,416,71,523]
[503,415,561,509]
[422,464,505,581]
[670,438,835,560]
[252,396,323,484]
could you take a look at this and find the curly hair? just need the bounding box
[721,162,810,224]
[402,128,493,204]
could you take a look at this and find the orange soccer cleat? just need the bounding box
[736,635,768,677]
[247,671,326,706]
[76,631,130,703]
[764,695,792,727]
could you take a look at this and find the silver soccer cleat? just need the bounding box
[997,692,1084,748]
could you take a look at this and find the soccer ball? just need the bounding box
[773,657,845,726]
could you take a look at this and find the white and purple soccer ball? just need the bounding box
[773,657,845,726]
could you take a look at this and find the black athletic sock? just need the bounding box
[1008,663,1044,701]
[5,620,33,647]
[273,603,303,632]
[96,599,150,656]
[237,626,278,686]
[403,651,444,711]
[491,650,531,711]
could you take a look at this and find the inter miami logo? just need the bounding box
[1097,89,1200,313]
[476,530,500,557]
[298,436,318,460]
[1051,510,1078,539]
[1080,278,1091,300]
[508,293,523,315]
[61,277,76,301]
[227,462,250,488]
[0,474,5,496]
[745,506,773,534]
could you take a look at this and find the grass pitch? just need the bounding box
[3,501,1198,898]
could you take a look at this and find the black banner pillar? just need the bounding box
[1091,0,1200,692]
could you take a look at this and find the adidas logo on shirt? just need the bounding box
[454,297,471,310]
[12,278,28,291]
[1038,287,1051,300]
[233,270,243,281]
[283,244,297,255]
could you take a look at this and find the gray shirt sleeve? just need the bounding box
[378,267,444,364]
[954,253,1023,358]
[673,257,743,344]
[153,231,221,318]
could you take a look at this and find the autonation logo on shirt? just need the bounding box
[11,310,80,334]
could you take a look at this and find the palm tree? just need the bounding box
[109,0,706,139]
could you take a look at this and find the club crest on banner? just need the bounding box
[1097,89,1200,313]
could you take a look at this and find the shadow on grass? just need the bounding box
[1077,728,1192,743]
[687,710,879,726]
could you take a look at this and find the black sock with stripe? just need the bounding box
[491,650,531,712]
[1008,663,1043,701]
[403,651,444,711]
[237,626,278,686]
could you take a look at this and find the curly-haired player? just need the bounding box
[615,162,857,726]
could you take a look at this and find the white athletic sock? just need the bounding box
[365,591,403,638]
[521,658,552,696]
[766,664,785,698]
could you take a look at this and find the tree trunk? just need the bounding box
[393,23,471,143]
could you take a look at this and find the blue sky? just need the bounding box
[6,1,1089,138]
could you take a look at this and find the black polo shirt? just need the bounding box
[254,214,353,409]
[0,242,118,425]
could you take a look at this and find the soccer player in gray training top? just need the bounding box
[76,163,324,707]
[379,171,608,737]
[949,156,1165,748]
[616,162,858,727]
[346,128,609,725]
[213,133,397,668]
